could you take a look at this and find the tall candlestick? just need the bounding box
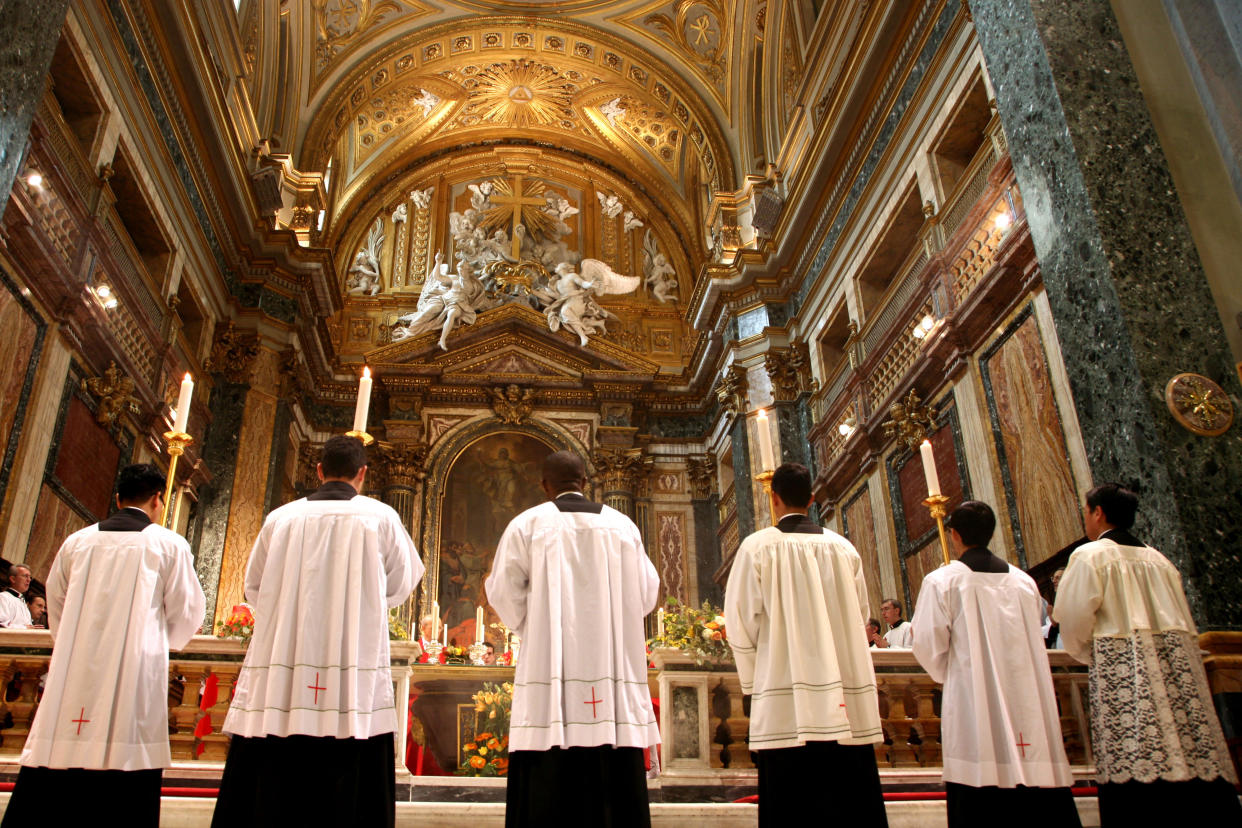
[476,606,484,645]
[756,409,776,471]
[352,367,372,434]
[920,439,941,497]
[172,373,194,434]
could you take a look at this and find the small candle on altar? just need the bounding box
[475,606,484,645]
[442,619,448,647]
[920,439,941,497]
[431,601,439,640]
[172,373,194,434]
[351,366,372,434]
[657,607,665,639]
[756,409,776,471]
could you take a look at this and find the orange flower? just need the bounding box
[487,738,501,751]
[477,732,492,740]
[464,742,476,752]
[469,755,486,769]
[711,631,723,641]
[495,758,509,770]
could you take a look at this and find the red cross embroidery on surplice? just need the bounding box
[584,687,603,718]
[1015,732,1031,758]
[71,707,90,735]
[308,672,327,705]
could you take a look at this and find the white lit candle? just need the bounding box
[920,439,941,497]
[442,620,448,647]
[657,607,665,639]
[756,409,776,471]
[172,373,194,434]
[351,366,372,433]
[431,601,439,641]
[476,606,484,645]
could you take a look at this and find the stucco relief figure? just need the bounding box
[490,384,535,425]
[622,210,643,233]
[392,251,490,350]
[544,259,638,346]
[391,202,408,224]
[600,97,626,126]
[597,192,624,219]
[411,187,434,210]
[643,230,678,303]
[468,181,495,212]
[346,217,385,296]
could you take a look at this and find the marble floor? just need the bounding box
[0,794,1103,826]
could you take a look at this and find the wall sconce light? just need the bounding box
[838,416,857,438]
[912,313,935,340]
[93,283,118,310]
[994,211,1012,231]
[25,172,43,189]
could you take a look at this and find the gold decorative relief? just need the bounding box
[80,361,140,426]
[1165,373,1233,436]
[490,384,536,424]
[881,388,934,451]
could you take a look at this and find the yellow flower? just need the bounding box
[489,709,497,718]
[479,746,489,755]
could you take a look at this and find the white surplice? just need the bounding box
[911,561,1073,788]
[1053,536,1237,785]
[20,523,205,770]
[485,498,660,752]
[223,492,421,740]
[724,525,883,750]
[0,589,32,628]
[884,620,914,649]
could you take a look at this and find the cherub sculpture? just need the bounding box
[346,217,384,296]
[490,384,536,424]
[392,251,489,350]
[642,230,678,304]
[544,259,639,346]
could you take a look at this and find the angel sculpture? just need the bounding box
[490,384,536,425]
[643,230,679,303]
[411,187,434,210]
[544,259,639,346]
[468,181,495,212]
[346,217,385,296]
[596,192,624,219]
[600,97,626,127]
[392,251,489,350]
[411,88,440,117]
[622,210,644,233]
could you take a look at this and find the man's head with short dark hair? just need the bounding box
[771,463,812,510]
[880,598,903,626]
[116,464,166,506]
[1085,483,1138,530]
[319,435,368,480]
[947,500,997,548]
[542,450,586,496]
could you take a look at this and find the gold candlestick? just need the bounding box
[757,469,778,527]
[345,429,375,446]
[161,430,194,528]
[923,494,952,566]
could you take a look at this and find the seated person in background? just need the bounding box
[25,594,46,629]
[0,565,34,628]
[483,642,496,665]
[866,618,882,647]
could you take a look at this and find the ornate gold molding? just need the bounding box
[686,454,717,499]
[490,384,536,424]
[80,361,139,426]
[714,364,748,416]
[590,446,651,493]
[880,388,934,451]
[375,441,430,489]
[204,322,261,384]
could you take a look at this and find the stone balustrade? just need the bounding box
[0,631,1092,779]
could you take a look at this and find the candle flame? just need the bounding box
[362,366,371,379]
[183,372,192,382]
[922,438,931,447]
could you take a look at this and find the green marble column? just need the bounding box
[968,0,1242,627]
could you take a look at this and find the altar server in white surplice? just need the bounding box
[212,435,420,828]
[1054,483,1241,826]
[911,501,1080,828]
[486,450,660,828]
[724,462,888,827]
[3,464,205,828]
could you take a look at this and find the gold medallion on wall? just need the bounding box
[1165,372,1233,436]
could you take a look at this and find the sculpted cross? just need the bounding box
[488,174,545,259]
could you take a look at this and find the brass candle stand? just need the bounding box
[161,430,194,528]
[923,494,952,566]
[757,469,778,527]
[345,429,375,446]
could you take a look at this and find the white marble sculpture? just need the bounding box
[392,251,490,350]
[412,88,440,117]
[597,192,624,219]
[411,187,434,210]
[544,259,639,346]
[346,216,385,296]
[643,229,678,303]
[600,97,626,126]
[622,210,643,233]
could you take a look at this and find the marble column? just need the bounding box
[969,0,1242,627]
[0,0,72,220]
[729,418,755,540]
[687,456,722,607]
[590,448,649,519]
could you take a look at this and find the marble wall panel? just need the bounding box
[896,424,964,544]
[903,537,944,609]
[843,484,883,620]
[24,483,87,580]
[52,396,122,519]
[981,309,1083,568]
[0,287,38,473]
[656,511,688,605]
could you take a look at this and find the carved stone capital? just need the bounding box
[296,442,321,494]
[766,343,815,402]
[686,454,718,499]
[715,365,748,416]
[590,447,652,494]
[204,322,261,384]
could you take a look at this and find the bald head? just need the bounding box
[542,451,586,495]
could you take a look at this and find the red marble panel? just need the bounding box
[0,287,37,453]
[25,483,88,581]
[897,424,964,543]
[52,396,122,519]
[986,316,1082,567]
[843,487,884,619]
[904,537,947,610]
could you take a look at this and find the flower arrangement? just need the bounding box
[215,605,254,642]
[459,681,514,776]
[647,597,732,665]
[389,607,409,641]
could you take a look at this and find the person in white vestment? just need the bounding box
[724,463,888,827]
[1054,483,1241,825]
[911,501,1081,828]
[873,597,913,648]
[0,564,34,627]
[485,450,660,828]
[3,464,205,828]
[211,435,421,828]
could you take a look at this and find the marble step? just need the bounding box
[0,794,1103,827]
